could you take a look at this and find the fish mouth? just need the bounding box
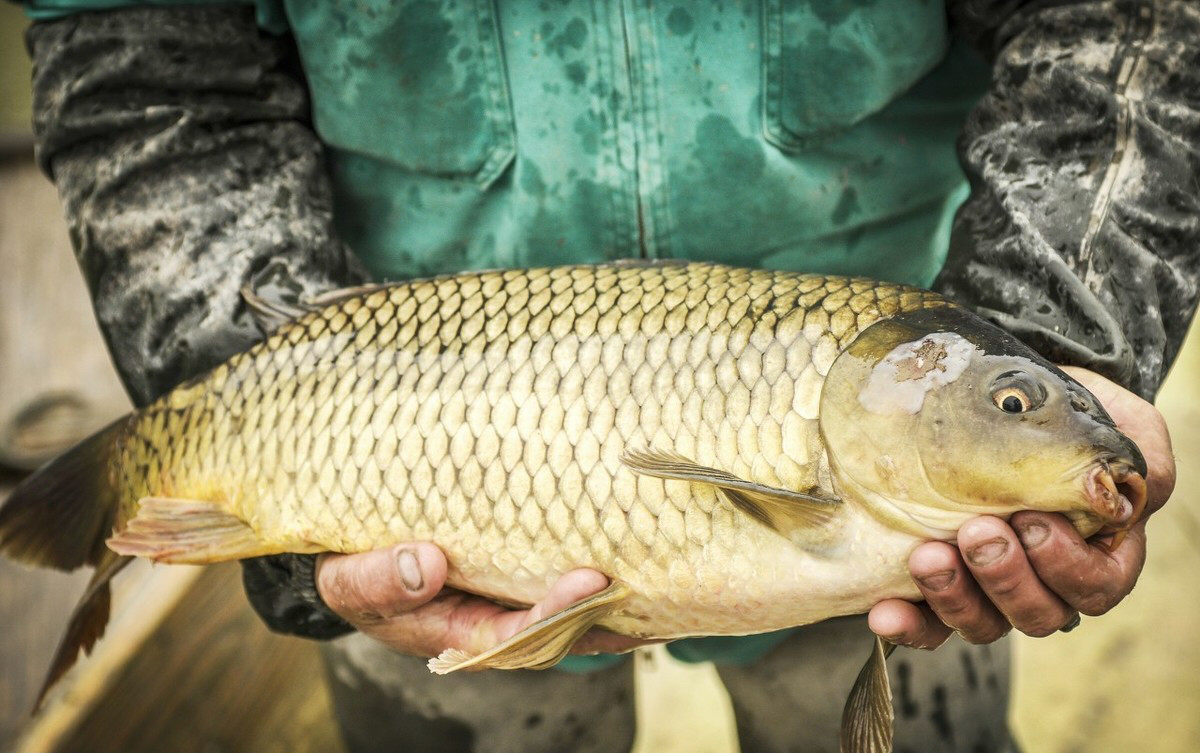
[1084,460,1148,550]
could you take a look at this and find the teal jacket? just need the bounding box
[29,0,987,290]
[25,0,991,668]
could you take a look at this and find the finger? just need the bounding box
[908,540,1011,644]
[345,567,651,660]
[956,516,1076,637]
[378,569,618,658]
[316,543,447,623]
[486,570,656,656]
[1012,511,1147,616]
[868,599,952,650]
[480,569,612,645]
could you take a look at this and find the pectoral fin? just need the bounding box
[428,581,631,674]
[304,282,394,308]
[107,498,318,564]
[620,448,840,532]
[840,636,897,753]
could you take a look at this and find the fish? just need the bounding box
[0,261,1148,752]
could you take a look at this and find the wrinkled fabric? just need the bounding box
[322,617,1019,753]
[26,6,361,639]
[28,0,987,288]
[284,0,984,290]
[937,0,1200,400]
[23,0,288,32]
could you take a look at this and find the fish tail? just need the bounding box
[0,417,132,708]
[0,416,129,570]
[33,552,131,711]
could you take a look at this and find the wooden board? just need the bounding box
[0,511,90,744]
[0,149,133,749]
[26,564,345,753]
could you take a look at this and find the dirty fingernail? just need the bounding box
[1017,520,1049,549]
[396,548,423,591]
[916,570,956,592]
[967,538,1008,566]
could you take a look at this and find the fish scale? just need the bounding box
[111,262,945,637]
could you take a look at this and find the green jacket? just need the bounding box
[28,0,986,289]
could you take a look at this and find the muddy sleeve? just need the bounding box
[27,5,359,639]
[939,0,1200,400]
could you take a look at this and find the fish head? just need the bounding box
[819,306,1147,540]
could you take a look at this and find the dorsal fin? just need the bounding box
[303,282,396,308]
[620,448,840,532]
[240,284,310,333]
[242,282,399,334]
[609,258,690,269]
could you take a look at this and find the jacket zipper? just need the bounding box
[618,0,650,259]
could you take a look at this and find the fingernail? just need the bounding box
[967,538,1008,566]
[396,548,423,591]
[1017,520,1049,549]
[916,570,956,592]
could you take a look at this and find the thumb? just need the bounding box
[316,542,447,623]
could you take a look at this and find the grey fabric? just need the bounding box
[321,635,636,753]
[716,617,1012,753]
[939,0,1200,400]
[26,5,362,639]
[320,618,1013,753]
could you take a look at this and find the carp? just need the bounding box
[0,261,1147,752]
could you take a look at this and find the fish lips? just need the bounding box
[1081,425,1148,549]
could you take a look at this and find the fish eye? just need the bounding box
[990,371,1045,414]
[994,388,1030,413]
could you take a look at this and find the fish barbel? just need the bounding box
[0,261,1148,751]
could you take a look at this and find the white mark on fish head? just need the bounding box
[857,333,975,415]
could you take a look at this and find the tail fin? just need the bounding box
[0,417,132,709]
[0,417,128,570]
[34,552,131,710]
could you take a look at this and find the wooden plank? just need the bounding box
[39,564,344,753]
[16,563,204,753]
[0,153,131,747]
[0,494,90,745]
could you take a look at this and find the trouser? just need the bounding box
[322,616,1017,753]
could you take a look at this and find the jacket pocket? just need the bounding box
[288,0,516,187]
[761,0,950,152]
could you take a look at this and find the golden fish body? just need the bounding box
[115,262,945,638]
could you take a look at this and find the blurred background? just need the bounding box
[1,6,1197,752]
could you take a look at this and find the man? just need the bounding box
[21,1,1191,751]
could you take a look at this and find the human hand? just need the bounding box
[868,367,1176,648]
[316,543,650,659]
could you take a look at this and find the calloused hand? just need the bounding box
[869,367,1176,648]
[316,543,651,660]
